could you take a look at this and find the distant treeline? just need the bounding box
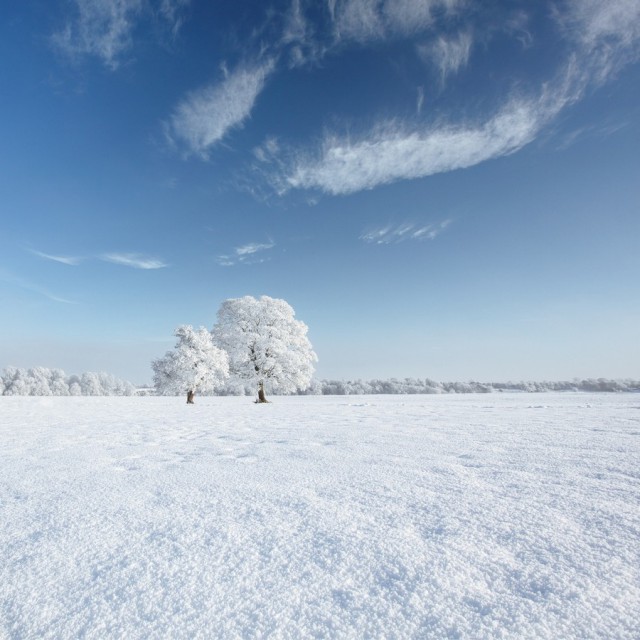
[2,367,639,396]
[1,367,136,396]
[302,378,640,394]
[212,377,640,396]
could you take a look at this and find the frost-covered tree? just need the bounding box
[69,381,82,396]
[1,367,28,395]
[212,295,317,403]
[28,367,53,396]
[0,367,134,396]
[80,372,103,396]
[49,369,70,396]
[94,372,136,396]
[152,325,229,403]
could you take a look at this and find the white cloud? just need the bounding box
[562,0,640,49]
[265,0,640,198]
[273,0,468,68]
[235,242,275,256]
[253,136,280,162]
[361,220,451,244]
[418,30,473,83]
[282,0,308,45]
[159,0,191,37]
[280,0,326,67]
[360,225,392,244]
[383,0,462,36]
[166,59,275,158]
[333,0,384,42]
[30,249,83,266]
[277,96,547,195]
[26,247,167,270]
[217,241,275,266]
[53,0,191,68]
[504,10,532,49]
[416,86,425,114]
[52,0,145,69]
[101,253,168,269]
[0,268,77,304]
[331,0,464,43]
[557,0,640,85]
[555,120,629,151]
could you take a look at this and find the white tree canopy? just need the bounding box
[0,366,136,396]
[212,295,317,394]
[152,325,229,396]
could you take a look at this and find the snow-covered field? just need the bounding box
[1,394,639,639]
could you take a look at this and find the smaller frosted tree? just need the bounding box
[152,325,229,403]
[212,295,317,402]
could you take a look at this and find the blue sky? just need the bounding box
[1,0,639,384]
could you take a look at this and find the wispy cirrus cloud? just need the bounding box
[556,0,640,85]
[275,0,468,68]
[101,253,168,269]
[52,0,145,69]
[554,120,630,151]
[235,242,275,256]
[165,59,276,158]
[217,241,275,267]
[53,0,191,69]
[260,0,640,197]
[561,0,640,49]
[26,247,167,270]
[159,0,191,38]
[416,86,425,114]
[280,0,325,67]
[361,220,451,244]
[332,0,384,43]
[282,0,307,45]
[274,95,548,196]
[331,0,464,43]
[253,136,281,162]
[29,249,84,266]
[0,268,77,304]
[418,30,473,83]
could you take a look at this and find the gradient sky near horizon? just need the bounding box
[1,0,639,384]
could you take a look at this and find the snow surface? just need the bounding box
[1,394,639,639]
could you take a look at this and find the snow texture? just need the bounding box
[1,393,639,639]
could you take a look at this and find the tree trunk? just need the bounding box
[257,382,269,403]
[187,390,195,404]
